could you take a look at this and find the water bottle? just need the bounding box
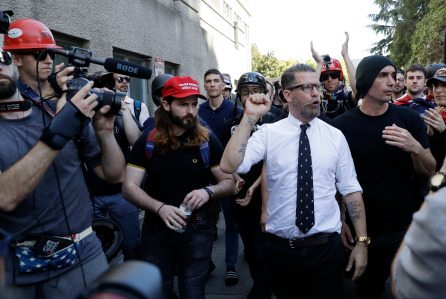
[175,204,192,233]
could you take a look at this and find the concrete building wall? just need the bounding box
[1,0,251,114]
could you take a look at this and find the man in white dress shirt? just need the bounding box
[221,63,368,298]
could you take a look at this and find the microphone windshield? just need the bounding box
[104,58,152,79]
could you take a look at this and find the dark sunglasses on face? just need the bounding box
[21,51,56,61]
[116,76,130,83]
[320,72,340,81]
[0,51,12,65]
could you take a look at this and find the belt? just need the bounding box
[267,232,334,249]
[16,226,93,247]
[189,209,211,223]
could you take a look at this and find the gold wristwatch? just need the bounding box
[355,236,371,245]
[428,172,446,192]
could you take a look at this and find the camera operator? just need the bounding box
[0,48,125,299]
[3,19,75,114]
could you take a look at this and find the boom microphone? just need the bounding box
[46,48,152,79]
[104,58,152,79]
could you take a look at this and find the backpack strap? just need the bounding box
[145,129,157,160]
[134,100,142,122]
[199,141,210,169]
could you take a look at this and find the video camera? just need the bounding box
[41,47,152,115]
[0,10,13,34]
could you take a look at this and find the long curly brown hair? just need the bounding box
[153,104,209,155]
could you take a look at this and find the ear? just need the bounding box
[161,100,171,112]
[282,89,292,103]
[13,54,23,67]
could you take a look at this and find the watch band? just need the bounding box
[355,236,371,245]
[203,187,214,199]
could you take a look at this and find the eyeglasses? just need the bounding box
[287,83,323,93]
[320,72,340,81]
[21,51,56,61]
[240,87,262,96]
[0,51,12,65]
[396,78,404,82]
[115,76,130,83]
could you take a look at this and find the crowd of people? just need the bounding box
[0,14,445,299]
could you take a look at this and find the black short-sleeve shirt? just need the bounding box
[128,129,223,215]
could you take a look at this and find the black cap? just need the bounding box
[356,55,395,99]
[426,68,446,86]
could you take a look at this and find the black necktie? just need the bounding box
[296,123,314,234]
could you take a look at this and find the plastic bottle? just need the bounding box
[175,204,192,233]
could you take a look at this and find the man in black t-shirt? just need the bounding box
[332,55,436,299]
[122,76,234,299]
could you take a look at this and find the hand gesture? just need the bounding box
[341,32,350,58]
[244,93,271,119]
[310,41,323,64]
[54,63,75,113]
[69,81,98,119]
[382,124,422,153]
[235,184,255,207]
[234,178,245,194]
[346,243,368,282]
[182,188,210,212]
[422,107,446,135]
[157,204,187,231]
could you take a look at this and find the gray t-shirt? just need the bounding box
[393,187,446,298]
[0,105,103,284]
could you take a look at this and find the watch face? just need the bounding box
[431,173,445,186]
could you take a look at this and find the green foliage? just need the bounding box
[251,43,299,78]
[409,0,446,66]
[368,0,430,67]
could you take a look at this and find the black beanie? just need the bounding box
[355,55,395,99]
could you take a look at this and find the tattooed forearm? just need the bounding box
[246,116,257,127]
[346,200,362,223]
[238,143,247,158]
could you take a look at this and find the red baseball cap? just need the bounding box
[162,76,207,101]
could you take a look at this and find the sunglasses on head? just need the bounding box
[21,51,56,61]
[116,76,130,83]
[320,72,340,81]
[0,51,12,65]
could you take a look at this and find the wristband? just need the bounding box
[203,187,214,199]
[157,204,165,215]
[40,100,90,150]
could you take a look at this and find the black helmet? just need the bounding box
[224,78,232,91]
[151,74,173,106]
[425,63,446,80]
[236,72,267,94]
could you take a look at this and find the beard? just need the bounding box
[0,74,18,99]
[169,111,198,130]
[290,95,320,120]
[301,102,320,119]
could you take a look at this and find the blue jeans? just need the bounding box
[141,217,214,299]
[91,193,141,259]
[220,197,239,268]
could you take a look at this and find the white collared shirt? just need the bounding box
[124,95,150,125]
[237,114,362,239]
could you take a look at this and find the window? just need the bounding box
[113,50,151,105]
[164,61,179,76]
